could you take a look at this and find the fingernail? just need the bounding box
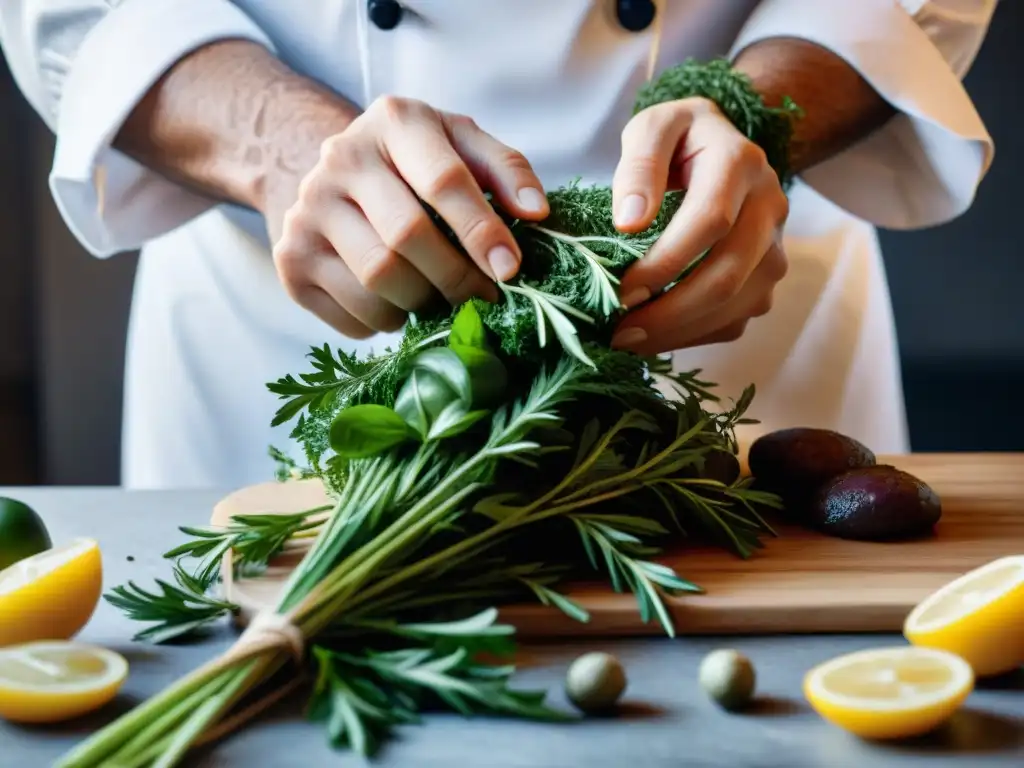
[517,187,547,214]
[615,194,647,227]
[488,245,519,282]
[611,327,647,349]
[620,287,651,309]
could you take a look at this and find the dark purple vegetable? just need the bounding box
[748,427,876,519]
[810,465,942,541]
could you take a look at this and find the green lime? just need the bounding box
[0,497,53,571]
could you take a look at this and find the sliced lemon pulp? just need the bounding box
[0,641,128,723]
[903,555,1024,677]
[0,538,103,647]
[804,646,973,740]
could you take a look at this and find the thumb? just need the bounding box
[612,100,698,233]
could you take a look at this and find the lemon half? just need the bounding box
[0,538,103,647]
[0,641,128,723]
[904,555,1024,677]
[804,646,973,740]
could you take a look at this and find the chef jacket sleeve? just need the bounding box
[730,0,997,230]
[0,0,276,257]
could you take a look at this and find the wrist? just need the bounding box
[114,39,360,214]
[252,79,360,214]
[734,38,893,174]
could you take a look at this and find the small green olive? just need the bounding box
[699,649,756,711]
[565,652,627,714]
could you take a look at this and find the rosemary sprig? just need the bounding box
[104,563,239,644]
[166,508,330,590]
[572,514,701,632]
[311,609,568,757]
[499,282,596,368]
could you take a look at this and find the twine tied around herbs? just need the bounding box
[227,611,306,665]
[195,610,309,747]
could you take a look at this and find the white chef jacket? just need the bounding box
[0,0,996,490]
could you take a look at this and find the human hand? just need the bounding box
[268,96,549,338]
[609,97,790,355]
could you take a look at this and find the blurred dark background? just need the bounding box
[1,2,1022,486]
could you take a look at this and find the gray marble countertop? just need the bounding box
[1,487,1021,768]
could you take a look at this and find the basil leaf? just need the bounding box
[449,302,488,350]
[452,346,508,409]
[404,348,472,405]
[393,369,452,436]
[427,401,491,441]
[329,404,416,458]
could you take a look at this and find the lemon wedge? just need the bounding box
[0,538,103,647]
[904,555,1024,677]
[804,646,973,740]
[0,641,128,723]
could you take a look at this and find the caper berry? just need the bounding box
[565,652,627,714]
[699,649,756,711]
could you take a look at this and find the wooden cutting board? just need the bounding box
[212,453,1024,637]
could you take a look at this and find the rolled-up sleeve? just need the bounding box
[730,0,997,230]
[0,0,275,257]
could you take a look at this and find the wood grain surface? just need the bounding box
[213,453,1024,637]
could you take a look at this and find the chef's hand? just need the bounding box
[609,97,790,355]
[269,96,549,338]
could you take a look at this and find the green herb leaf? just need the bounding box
[449,302,488,350]
[330,404,417,458]
[403,347,473,405]
[520,579,591,624]
[452,345,508,408]
[426,401,491,442]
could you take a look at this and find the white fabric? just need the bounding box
[0,0,996,489]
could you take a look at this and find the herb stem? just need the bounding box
[527,225,644,260]
[55,656,236,767]
[556,419,708,506]
[103,685,217,764]
[333,483,640,622]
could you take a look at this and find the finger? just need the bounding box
[274,196,404,336]
[342,167,498,306]
[381,107,524,282]
[685,319,750,348]
[442,113,549,220]
[612,101,698,232]
[612,246,783,356]
[310,250,409,333]
[653,195,781,323]
[273,225,379,338]
[620,169,776,312]
[316,195,435,310]
[295,285,376,339]
[618,132,768,307]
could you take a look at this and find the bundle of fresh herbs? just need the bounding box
[59,59,799,767]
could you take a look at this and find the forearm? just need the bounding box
[733,37,896,174]
[113,39,358,212]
